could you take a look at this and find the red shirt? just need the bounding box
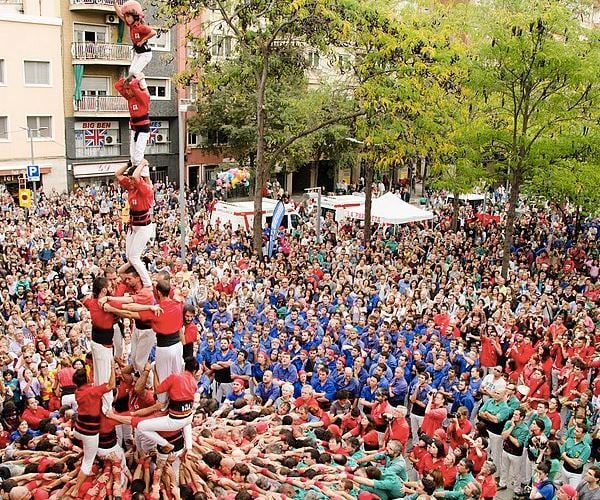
[56,366,76,388]
[480,335,499,368]
[139,298,183,335]
[421,406,447,438]
[75,383,110,435]
[129,23,153,46]
[156,371,196,401]
[468,448,487,474]
[118,177,154,213]
[115,78,150,128]
[479,473,497,499]
[183,322,198,345]
[21,406,51,430]
[384,417,409,447]
[83,297,115,330]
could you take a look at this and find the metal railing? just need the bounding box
[75,96,128,112]
[70,0,124,6]
[72,42,132,62]
[75,144,122,158]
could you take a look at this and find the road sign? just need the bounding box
[19,189,32,208]
[27,164,40,182]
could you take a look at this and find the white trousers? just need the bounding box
[155,342,184,403]
[116,424,132,448]
[130,327,156,372]
[137,414,193,449]
[157,449,183,485]
[129,51,152,79]
[488,431,503,464]
[126,224,153,288]
[113,324,124,361]
[500,450,523,490]
[561,466,583,487]
[410,413,424,442]
[62,393,77,411]
[73,430,99,476]
[129,129,150,167]
[91,341,114,413]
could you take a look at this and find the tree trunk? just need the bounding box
[451,194,460,232]
[420,156,427,196]
[252,56,269,257]
[363,159,373,247]
[501,167,521,279]
[573,206,581,241]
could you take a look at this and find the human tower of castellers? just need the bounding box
[1,1,198,498]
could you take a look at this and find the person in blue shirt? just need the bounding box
[359,375,381,414]
[451,379,476,417]
[310,364,337,404]
[272,351,298,386]
[212,302,233,327]
[211,338,236,403]
[255,370,280,408]
[529,460,556,500]
[389,366,408,406]
[196,335,217,372]
[337,367,360,398]
[230,349,252,385]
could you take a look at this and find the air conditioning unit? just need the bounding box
[105,14,119,24]
[155,134,167,143]
[104,135,116,144]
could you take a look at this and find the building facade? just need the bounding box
[0,0,67,193]
[60,0,179,189]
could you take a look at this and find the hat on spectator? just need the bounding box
[559,484,577,498]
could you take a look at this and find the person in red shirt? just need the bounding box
[113,0,156,80]
[102,266,155,374]
[132,357,198,453]
[478,461,498,500]
[114,77,151,171]
[83,276,116,413]
[115,161,154,288]
[421,392,448,438]
[71,364,116,497]
[181,304,198,360]
[21,397,52,430]
[104,266,131,362]
[53,358,78,410]
[383,405,410,448]
[108,279,184,404]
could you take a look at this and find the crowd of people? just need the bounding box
[0,177,597,500]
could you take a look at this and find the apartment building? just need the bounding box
[0,0,67,193]
[60,0,179,188]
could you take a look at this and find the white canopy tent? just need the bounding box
[345,192,434,224]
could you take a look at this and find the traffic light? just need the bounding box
[19,189,32,208]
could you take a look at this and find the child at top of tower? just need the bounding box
[113,0,156,81]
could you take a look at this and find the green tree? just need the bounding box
[161,0,364,255]
[464,0,600,277]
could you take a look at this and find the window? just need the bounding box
[148,29,170,51]
[74,24,107,43]
[81,76,109,97]
[186,41,198,59]
[26,116,52,138]
[146,78,169,99]
[187,131,199,147]
[307,51,320,69]
[24,61,50,86]
[146,120,170,154]
[74,120,120,158]
[0,117,8,140]
[0,59,5,85]
[211,34,232,57]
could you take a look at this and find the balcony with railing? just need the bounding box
[70,0,124,11]
[75,144,122,158]
[72,42,131,65]
[74,96,129,117]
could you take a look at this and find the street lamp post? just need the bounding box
[178,99,197,269]
[20,126,47,208]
